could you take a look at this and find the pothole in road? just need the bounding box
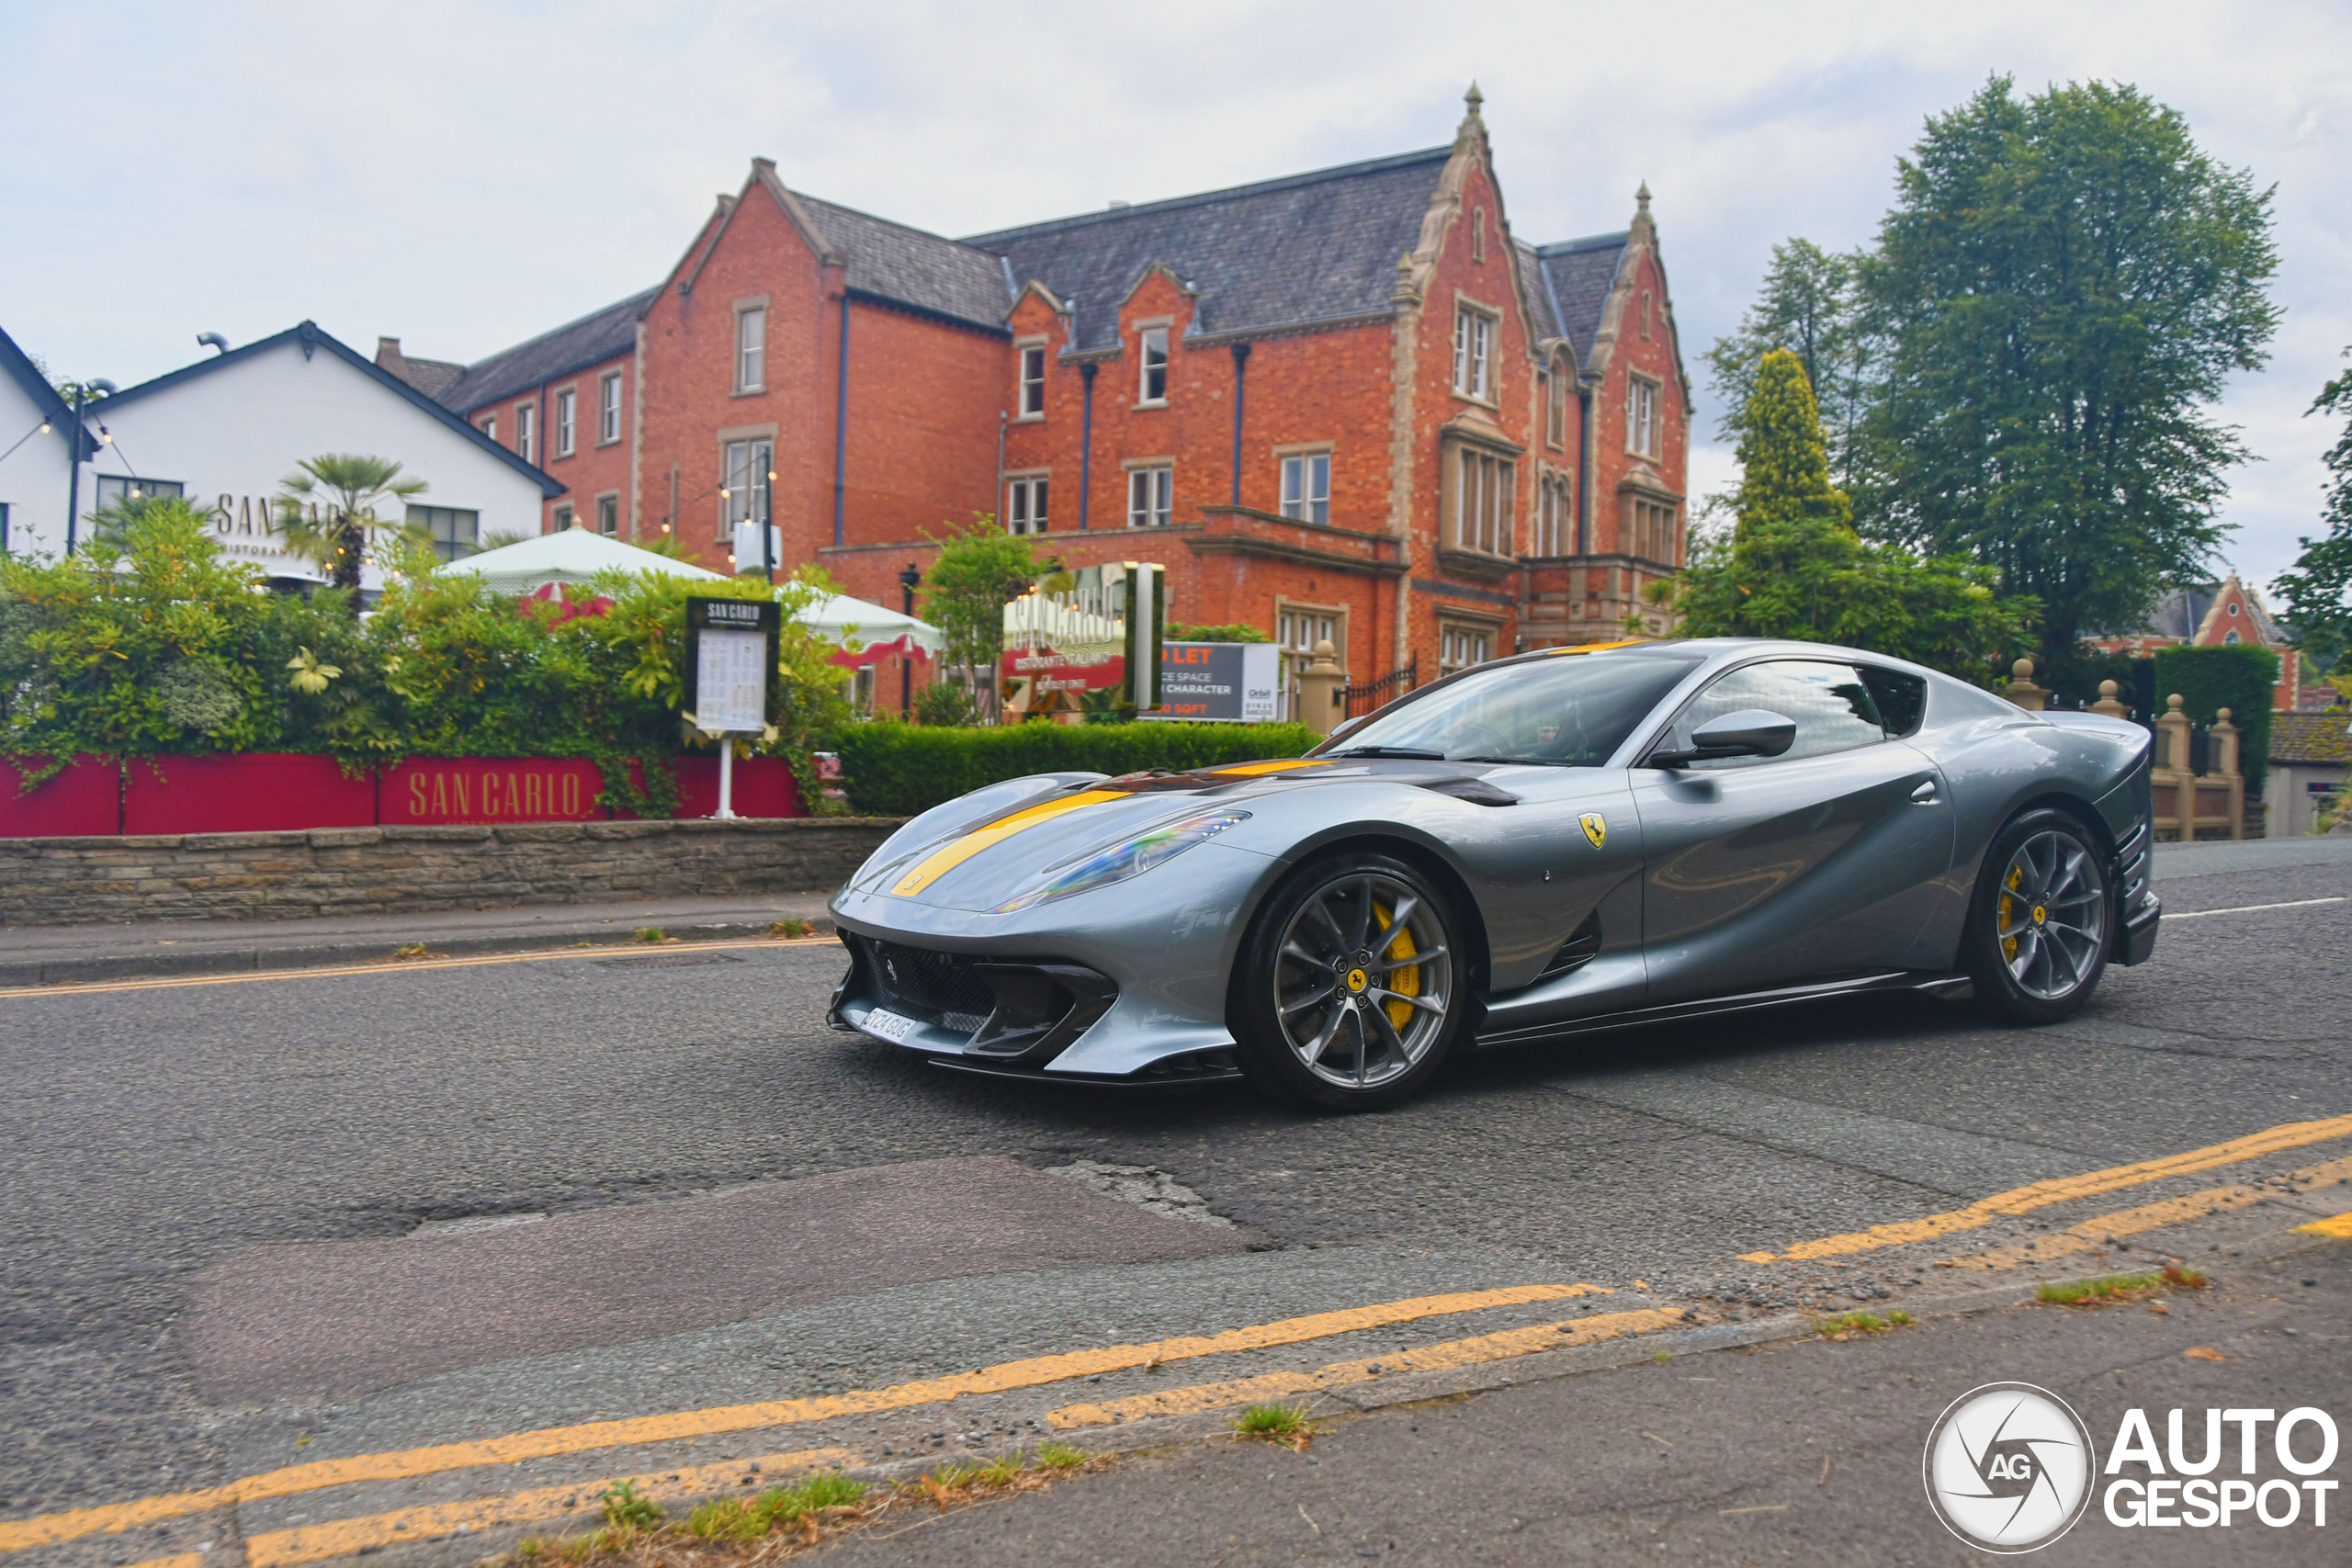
[1046,1160,1233,1226]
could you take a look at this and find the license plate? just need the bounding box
[861,1008,921,1043]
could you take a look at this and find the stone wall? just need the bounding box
[0,817,902,927]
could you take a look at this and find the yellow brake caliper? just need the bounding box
[2000,865,2023,962]
[1374,903,1419,1031]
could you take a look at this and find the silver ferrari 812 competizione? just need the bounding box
[828,638,2160,1110]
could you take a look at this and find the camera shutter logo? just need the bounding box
[1923,1382,2097,1552]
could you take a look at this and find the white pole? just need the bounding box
[716,737,737,819]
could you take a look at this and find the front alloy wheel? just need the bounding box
[1968,808,2110,1023]
[1234,852,1464,1110]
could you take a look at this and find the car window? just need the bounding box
[1672,660,1886,770]
[1317,648,1705,766]
[1858,664,1928,738]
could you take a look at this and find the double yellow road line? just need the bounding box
[9,1113,2351,1566]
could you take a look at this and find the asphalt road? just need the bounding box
[1,838,2346,1567]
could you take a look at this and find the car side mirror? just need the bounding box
[1648,709,1797,767]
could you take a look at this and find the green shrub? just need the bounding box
[835,721,1320,817]
[2153,643,2280,793]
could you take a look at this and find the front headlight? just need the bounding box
[991,810,1250,914]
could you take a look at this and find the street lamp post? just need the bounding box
[62,378,116,555]
[899,562,922,716]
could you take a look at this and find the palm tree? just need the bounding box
[277,454,428,604]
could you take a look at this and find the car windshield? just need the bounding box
[1317,648,1706,766]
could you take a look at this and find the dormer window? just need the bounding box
[1137,326,1169,404]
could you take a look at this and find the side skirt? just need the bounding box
[1472,970,1967,1050]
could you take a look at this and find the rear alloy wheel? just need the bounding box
[1965,807,2111,1024]
[1233,852,1464,1111]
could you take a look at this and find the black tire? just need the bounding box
[1230,851,1468,1111]
[1964,807,2112,1024]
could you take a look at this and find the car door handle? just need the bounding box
[1911,779,1939,804]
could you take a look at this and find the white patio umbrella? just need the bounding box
[435,529,727,595]
[802,592,945,660]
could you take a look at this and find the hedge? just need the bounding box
[2153,644,2279,794]
[836,721,1320,817]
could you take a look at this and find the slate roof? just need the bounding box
[2271,711,2352,764]
[960,148,1453,353]
[794,193,1011,331]
[396,355,467,401]
[1529,233,1629,369]
[2139,587,2217,641]
[437,288,657,415]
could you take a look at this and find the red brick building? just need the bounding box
[385,90,1691,712]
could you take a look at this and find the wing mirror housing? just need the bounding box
[1647,708,1797,767]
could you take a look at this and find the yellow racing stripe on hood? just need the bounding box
[1204,758,1332,777]
[891,789,1132,897]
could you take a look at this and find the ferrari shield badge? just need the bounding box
[1579,811,1608,849]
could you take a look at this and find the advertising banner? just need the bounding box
[1151,642,1281,722]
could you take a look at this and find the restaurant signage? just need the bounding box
[1000,562,1163,716]
[684,596,778,736]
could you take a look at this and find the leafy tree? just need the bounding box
[1860,76,2279,669]
[276,454,430,604]
[1654,349,2033,676]
[2274,349,2352,670]
[1702,239,1871,491]
[919,519,1053,722]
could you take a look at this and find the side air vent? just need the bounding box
[1540,909,1602,978]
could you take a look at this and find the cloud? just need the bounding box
[3,0,2344,589]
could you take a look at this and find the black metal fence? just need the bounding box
[1343,657,1418,719]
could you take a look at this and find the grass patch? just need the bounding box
[390,943,447,962]
[1815,1309,1914,1340]
[632,927,674,943]
[2040,1264,2208,1307]
[770,918,815,938]
[1233,1403,1312,1449]
[494,1451,1112,1567]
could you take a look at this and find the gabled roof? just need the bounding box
[1529,232,1629,371]
[2270,711,2352,764]
[792,193,1011,332]
[960,148,1453,352]
[390,354,466,401]
[0,322,97,460]
[100,321,565,497]
[437,288,657,414]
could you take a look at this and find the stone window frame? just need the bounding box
[596,371,624,446]
[478,412,497,445]
[1437,609,1505,676]
[551,501,574,532]
[1625,372,1662,458]
[1123,457,1174,527]
[513,400,536,465]
[1004,469,1051,536]
[1451,294,1501,406]
[733,295,770,396]
[594,491,621,537]
[1439,430,1520,562]
[552,382,579,459]
[1276,596,1351,716]
[1543,352,1571,450]
[1134,319,1172,409]
[716,421,779,541]
[1272,441,1334,525]
[1014,337,1048,422]
[1532,467,1575,558]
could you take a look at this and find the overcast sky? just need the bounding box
[5,1,2345,594]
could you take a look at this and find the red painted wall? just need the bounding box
[0,758,120,837]
[124,755,375,835]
